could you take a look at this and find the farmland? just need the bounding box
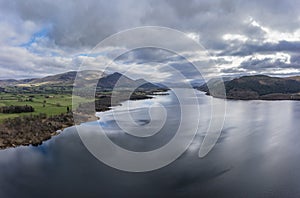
[0,93,91,122]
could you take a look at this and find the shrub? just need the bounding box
[0,105,35,114]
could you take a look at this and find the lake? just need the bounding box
[1,89,300,198]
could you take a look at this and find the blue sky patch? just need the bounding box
[20,26,50,48]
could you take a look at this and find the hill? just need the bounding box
[0,70,104,87]
[197,75,300,100]
[96,72,161,90]
[0,70,163,93]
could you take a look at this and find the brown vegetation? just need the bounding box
[0,113,74,149]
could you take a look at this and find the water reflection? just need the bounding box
[0,90,300,197]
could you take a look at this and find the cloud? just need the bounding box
[0,0,300,79]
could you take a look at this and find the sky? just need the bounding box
[0,0,300,82]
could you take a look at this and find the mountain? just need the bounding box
[0,70,162,91]
[0,70,105,87]
[97,72,135,89]
[28,71,78,86]
[0,71,99,87]
[0,79,20,87]
[135,79,165,89]
[197,75,300,100]
[97,72,161,90]
[287,76,300,82]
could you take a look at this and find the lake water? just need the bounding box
[1,89,300,198]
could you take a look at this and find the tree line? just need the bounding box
[0,105,34,114]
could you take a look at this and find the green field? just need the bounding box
[0,93,91,122]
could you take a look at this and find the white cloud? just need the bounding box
[1,0,300,80]
[248,17,300,44]
[186,32,200,42]
[222,34,248,42]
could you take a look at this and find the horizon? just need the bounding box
[1,70,300,82]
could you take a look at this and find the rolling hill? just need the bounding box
[197,75,300,100]
[0,70,105,87]
[0,70,162,92]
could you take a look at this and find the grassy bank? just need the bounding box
[0,93,91,122]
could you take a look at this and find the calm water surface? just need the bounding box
[1,89,300,198]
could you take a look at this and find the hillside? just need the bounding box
[0,70,105,87]
[0,70,162,93]
[197,75,300,100]
[97,72,160,89]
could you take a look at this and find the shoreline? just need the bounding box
[0,112,100,150]
[202,91,300,101]
[0,89,169,150]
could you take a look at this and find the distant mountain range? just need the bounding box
[197,75,300,100]
[0,70,103,87]
[0,70,161,91]
[5,71,300,100]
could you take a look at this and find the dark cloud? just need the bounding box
[235,55,299,75]
[116,48,178,65]
[220,41,300,57]
[113,48,204,82]
[0,0,300,78]
[1,0,299,48]
[290,54,300,65]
